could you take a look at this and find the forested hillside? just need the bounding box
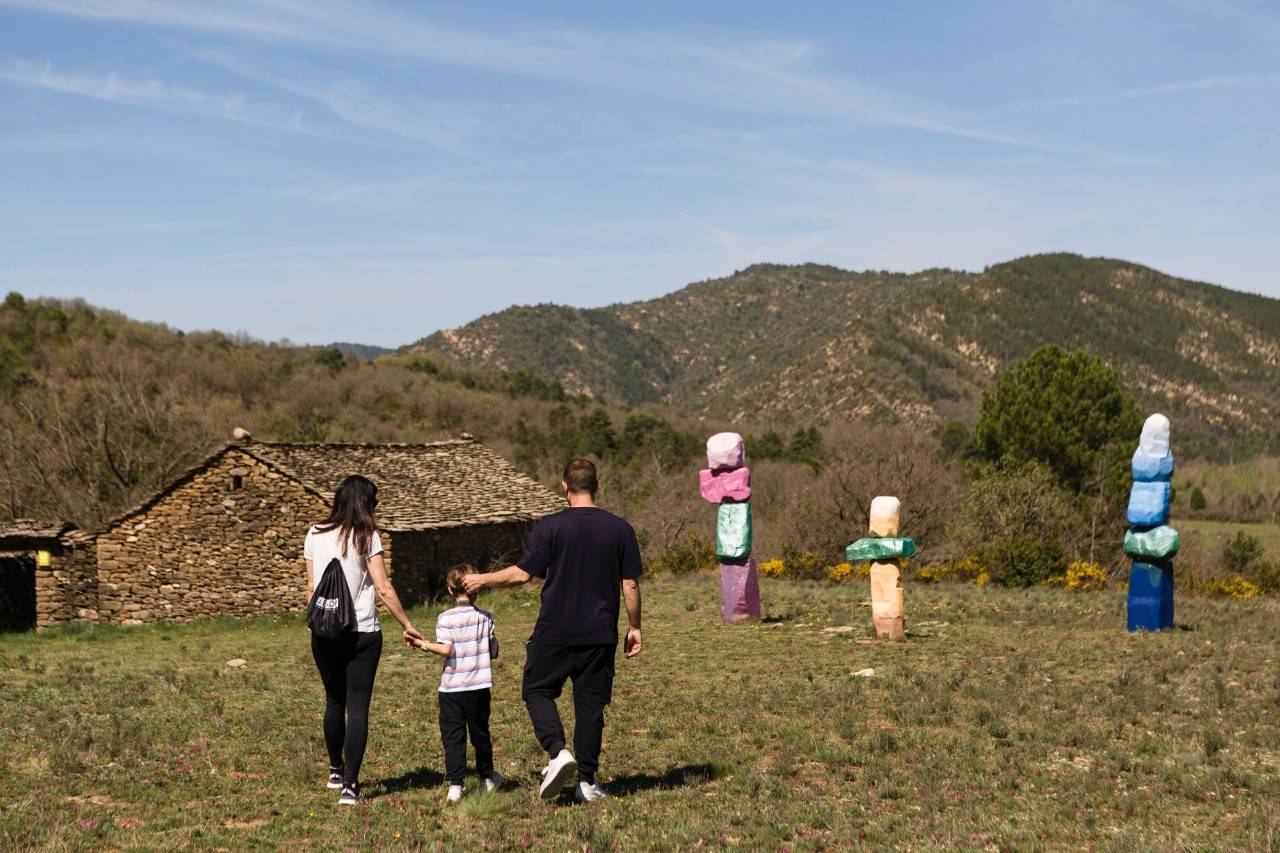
[0,293,629,528]
[410,254,1280,457]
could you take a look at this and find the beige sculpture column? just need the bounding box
[868,496,905,640]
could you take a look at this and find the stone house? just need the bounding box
[12,436,564,630]
[1,520,95,632]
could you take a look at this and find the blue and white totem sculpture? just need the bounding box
[1125,414,1178,632]
[700,432,761,623]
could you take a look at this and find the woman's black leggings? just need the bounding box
[311,631,382,787]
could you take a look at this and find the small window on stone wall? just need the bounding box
[232,475,243,490]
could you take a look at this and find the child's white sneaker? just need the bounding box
[575,781,608,803]
[538,749,578,799]
[482,772,503,792]
[446,784,464,803]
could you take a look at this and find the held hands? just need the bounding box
[624,626,643,658]
[402,624,424,647]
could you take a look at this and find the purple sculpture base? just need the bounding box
[720,558,761,624]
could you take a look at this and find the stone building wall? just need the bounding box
[33,540,98,630]
[387,522,532,606]
[96,449,328,626]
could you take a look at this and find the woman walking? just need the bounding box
[305,475,422,804]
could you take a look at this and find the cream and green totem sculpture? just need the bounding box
[845,496,916,640]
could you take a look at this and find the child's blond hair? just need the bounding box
[446,564,474,598]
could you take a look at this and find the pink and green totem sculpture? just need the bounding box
[846,496,916,640]
[700,432,761,623]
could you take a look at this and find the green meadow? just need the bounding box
[3,578,1279,850]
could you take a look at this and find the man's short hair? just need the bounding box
[563,458,599,495]
[446,564,473,597]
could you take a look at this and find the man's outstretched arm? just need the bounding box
[622,578,642,658]
[462,565,531,594]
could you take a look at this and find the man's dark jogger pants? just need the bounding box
[438,688,494,785]
[521,641,616,784]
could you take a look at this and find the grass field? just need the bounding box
[1179,518,1280,561]
[3,578,1280,850]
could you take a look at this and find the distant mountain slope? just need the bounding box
[328,341,392,360]
[407,254,1280,455]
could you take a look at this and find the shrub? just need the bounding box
[779,547,829,581]
[1199,572,1261,601]
[981,536,1068,588]
[914,555,984,585]
[1221,531,1263,575]
[1045,560,1109,591]
[826,562,871,583]
[1246,560,1280,595]
[649,532,717,576]
[759,558,787,579]
[1189,486,1207,511]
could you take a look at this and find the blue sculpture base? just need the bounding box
[1127,560,1174,632]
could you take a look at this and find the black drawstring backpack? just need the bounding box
[307,557,356,638]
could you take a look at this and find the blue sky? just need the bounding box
[2,1,1277,347]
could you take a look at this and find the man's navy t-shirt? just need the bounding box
[517,507,643,646]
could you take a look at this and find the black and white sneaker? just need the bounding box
[327,768,344,790]
[338,784,363,805]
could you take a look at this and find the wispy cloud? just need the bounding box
[1120,71,1280,97]
[0,59,321,136]
[1,0,1087,156]
[1005,70,1280,110]
[184,48,483,158]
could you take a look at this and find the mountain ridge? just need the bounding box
[406,253,1280,456]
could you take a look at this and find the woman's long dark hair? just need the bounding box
[315,475,379,559]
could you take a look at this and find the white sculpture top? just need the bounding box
[706,432,746,471]
[1137,413,1170,456]
[869,495,901,537]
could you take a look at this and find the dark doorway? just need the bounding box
[0,555,36,632]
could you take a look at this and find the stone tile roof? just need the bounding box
[0,519,75,541]
[242,439,565,531]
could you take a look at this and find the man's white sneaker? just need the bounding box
[337,784,363,806]
[575,781,608,803]
[446,784,464,803]
[538,749,578,800]
[482,772,503,793]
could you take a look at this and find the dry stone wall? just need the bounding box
[387,523,532,606]
[96,449,327,626]
[34,540,98,630]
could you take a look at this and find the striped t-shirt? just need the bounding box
[435,604,496,693]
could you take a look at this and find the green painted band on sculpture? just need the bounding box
[845,537,917,562]
[1123,525,1180,560]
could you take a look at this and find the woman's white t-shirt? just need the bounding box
[304,525,383,633]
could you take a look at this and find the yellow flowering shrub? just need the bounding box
[1201,572,1261,601]
[1045,560,1109,592]
[759,558,787,578]
[915,555,984,585]
[825,562,870,583]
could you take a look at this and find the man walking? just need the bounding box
[463,459,642,802]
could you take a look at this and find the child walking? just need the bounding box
[407,565,502,802]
